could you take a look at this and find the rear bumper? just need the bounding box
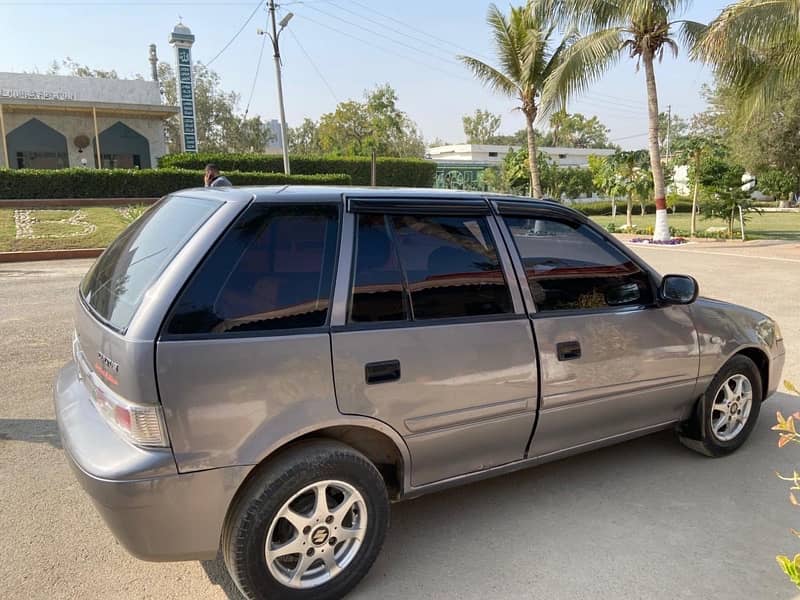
[54,361,251,561]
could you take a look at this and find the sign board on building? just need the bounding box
[175,47,197,152]
[0,89,77,101]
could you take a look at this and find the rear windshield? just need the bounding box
[80,195,222,331]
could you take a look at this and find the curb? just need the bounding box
[0,248,104,263]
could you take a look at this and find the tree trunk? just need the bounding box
[642,51,669,241]
[626,197,633,229]
[690,150,700,237]
[525,111,543,198]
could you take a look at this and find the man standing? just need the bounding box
[204,164,232,187]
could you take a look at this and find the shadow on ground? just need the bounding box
[201,553,244,600]
[0,418,62,449]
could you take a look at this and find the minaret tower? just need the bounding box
[168,21,197,153]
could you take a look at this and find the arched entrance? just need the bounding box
[94,121,151,169]
[6,118,69,169]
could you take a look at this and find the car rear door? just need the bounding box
[494,201,699,459]
[330,197,538,487]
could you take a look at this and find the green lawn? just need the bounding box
[590,211,800,241]
[0,207,135,252]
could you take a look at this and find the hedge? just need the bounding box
[570,197,696,216]
[0,168,351,199]
[159,152,437,187]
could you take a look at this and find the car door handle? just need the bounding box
[556,341,581,361]
[365,360,401,385]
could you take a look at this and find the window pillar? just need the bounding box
[92,107,102,169]
[0,104,8,169]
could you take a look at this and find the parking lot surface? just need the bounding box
[1,241,798,600]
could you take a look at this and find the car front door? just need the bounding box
[495,202,699,459]
[331,198,539,487]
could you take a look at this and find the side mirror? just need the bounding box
[659,274,699,305]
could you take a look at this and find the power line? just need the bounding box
[206,0,264,67]
[243,26,268,117]
[344,0,494,64]
[286,27,338,102]
[609,131,649,142]
[326,0,492,66]
[296,13,475,84]
[300,3,464,68]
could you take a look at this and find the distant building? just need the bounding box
[265,118,283,154]
[0,71,177,169]
[427,143,615,191]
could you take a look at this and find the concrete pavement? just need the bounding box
[0,245,798,600]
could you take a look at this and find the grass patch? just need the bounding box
[591,212,800,241]
[0,207,129,252]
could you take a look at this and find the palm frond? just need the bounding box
[487,3,524,84]
[457,55,519,98]
[540,27,623,116]
[674,19,707,55]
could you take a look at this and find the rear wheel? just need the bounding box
[679,355,762,457]
[223,440,389,600]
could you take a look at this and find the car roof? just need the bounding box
[172,185,585,218]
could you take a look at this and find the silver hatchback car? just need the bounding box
[55,186,784,599]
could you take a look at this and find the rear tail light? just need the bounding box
[90,382,168,447]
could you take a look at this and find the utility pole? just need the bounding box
[263,0,292,174]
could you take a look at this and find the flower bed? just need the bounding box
[629,237,688,245]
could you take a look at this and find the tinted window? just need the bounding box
[350,214,407,323]
[504,216,653,312]
[81,195,221,331]
[168,205,339,335]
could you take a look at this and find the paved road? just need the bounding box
[1,243,798,600]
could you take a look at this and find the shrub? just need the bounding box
[0,168,351,199]
[159,152,437,187]
[572,197,696,216]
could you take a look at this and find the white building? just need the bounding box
[427,143,615,191]
[0,71,177,169]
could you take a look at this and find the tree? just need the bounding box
[47,57,120,79]
[543,111,612,147]
[542,0,706,241]
[459,4,575,198]
[503,147,594,198]
[317,85,424,157]
[288,118,322,154]
[589,151,651,229]
[658,111,689,152]
[488,129,532,146]
[759,170,797,204]
[697,0,800,121]
[462,109,503,144]
[697,146,752,238]
[158,61,273,154]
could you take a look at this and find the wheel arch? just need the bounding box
[228,419,410,521]
[735,346,769,401]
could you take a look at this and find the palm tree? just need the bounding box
[696,0,800,120]
[459,4,574,198]
[541,0,705,241]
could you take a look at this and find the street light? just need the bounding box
[259,1,292,174]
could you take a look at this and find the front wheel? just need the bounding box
[680,355,762,457]
[222,440,389,600]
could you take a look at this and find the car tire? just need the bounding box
[222,439,390,600]
[679,355,762,457]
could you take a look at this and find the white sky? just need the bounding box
[0,0,731,150]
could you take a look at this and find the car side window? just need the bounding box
[167,204,339,335]
[350,214,408,323]
[503,216,653,312]
[349,213,513,323]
